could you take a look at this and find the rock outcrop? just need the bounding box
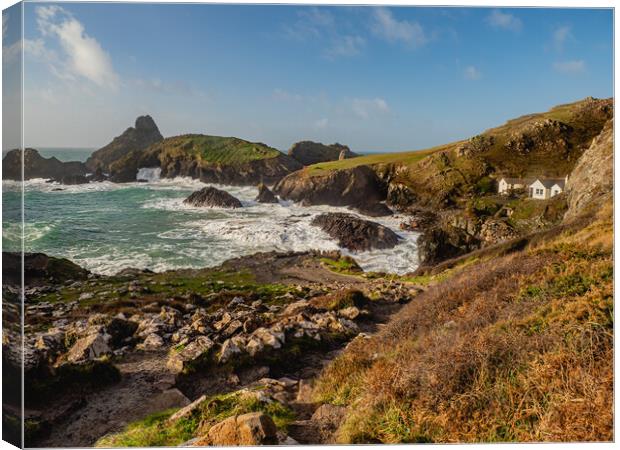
[183,187,243,208]
[85,115,163,172]
[288,141,358,166]
[107,134,302,184]
[3,252,89,287]
[349,202,393,217]
[201,412,278,446]
[274,165,386,207]
[565,119,613,220]
[311,213,400,251]
[255,183,278,203]
[2,148,87,181]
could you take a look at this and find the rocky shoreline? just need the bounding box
[3,250,422,446]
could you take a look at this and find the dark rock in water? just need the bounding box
[3,252,89,287]
[275,165,386,207]
[88,167,108,182]
[2,148,87,181]
[255,183,278,203]
[311,213,400,251]
[288,141,358,166]
[85,115,163,172]
[184,186,243,208]
[349,202,393,217]
[59,174,89,185]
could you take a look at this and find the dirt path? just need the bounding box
[38,350,180,447]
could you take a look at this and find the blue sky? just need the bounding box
[3,3,614,152]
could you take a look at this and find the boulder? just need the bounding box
[311,213,400,251]
[3,252,89,287]
[167,336,214,374]
[203,412,278,446]
[287,141,358,166]
[66,330,111,363]
[183,187,243,208]
[274,165,386,207]
[218,336,245,364]
[255,183,278,203]
[140,333,165,350]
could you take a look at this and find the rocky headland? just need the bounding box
[287,141,358,166]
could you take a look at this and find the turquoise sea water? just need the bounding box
[2,149,420,275]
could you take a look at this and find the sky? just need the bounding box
[2,3,614,153]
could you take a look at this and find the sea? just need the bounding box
[2,148,420,276]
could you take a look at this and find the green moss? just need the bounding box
[96,390,296,448]
[95,409,198,447]
[320,257,363,275]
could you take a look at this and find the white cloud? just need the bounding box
[464,65,481,80]
[551,25,573,52]
[371,8,427,47]
[553,60,585,74]
[30,6,118,88]
[487,9,522,32]
[314,117,329,129]
[285,7,334,41]
[351,97,389,119]
[324,35,365,59]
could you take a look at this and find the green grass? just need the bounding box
[319,256,362,275]
[95,390,296,447]
[157,134,281,165]
[306,145,451,174]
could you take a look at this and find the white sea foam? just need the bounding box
[136,167,162,182]
[7,176,421,275]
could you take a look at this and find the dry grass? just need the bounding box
[314,210,613,443]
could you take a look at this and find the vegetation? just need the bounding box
[319,256,363,275]
[314,207,613,443]
[153,134,281,165]
[95,390,296,447]
[307,146,449,175]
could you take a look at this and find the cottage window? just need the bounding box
[535,188,544,195]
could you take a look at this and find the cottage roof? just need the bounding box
[501,177,535,185]
[531,178,566,189]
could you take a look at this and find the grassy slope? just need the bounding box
[306,97,609,186]
[307,145,452,175]
[151,134,282,165]
[314,204,613,443]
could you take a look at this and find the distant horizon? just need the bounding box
[3,4,613,152]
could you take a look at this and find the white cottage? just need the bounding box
[498,177,533,195]
[498,175,568,199]
[528,177,567,199]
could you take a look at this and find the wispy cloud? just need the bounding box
[553,60,585,74]
[284,7,334,41]
[28,6,118,89]
[324,35,365,59]
[486,9,522,32]
[371,7,427,47]
[550,25,573,52]
[464,65,481,80]
[351,97,389,119]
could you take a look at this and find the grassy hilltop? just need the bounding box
[146,134,283,165]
